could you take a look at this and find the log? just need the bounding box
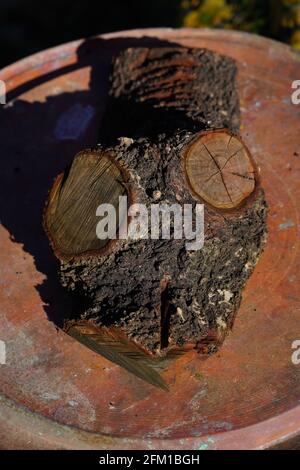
[100,47,240,141]
[44,47,267,359]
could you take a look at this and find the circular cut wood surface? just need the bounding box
[185,130,255,209]
[45,150,126,258]
[0,29,300,450]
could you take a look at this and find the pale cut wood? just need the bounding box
[44,150,127,258]
[184,130,255,209]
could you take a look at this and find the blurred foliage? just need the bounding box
[0,0,299,68]
[181,0,300,49]
[0,0,181,67]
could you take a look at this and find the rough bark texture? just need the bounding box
[45,47,268,357]
[101,47,240,142]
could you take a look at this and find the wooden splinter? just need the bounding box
[44,47,267,366]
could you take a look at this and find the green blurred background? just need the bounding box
[1,0,300,68]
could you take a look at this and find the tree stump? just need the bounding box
[44,47,267,361]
